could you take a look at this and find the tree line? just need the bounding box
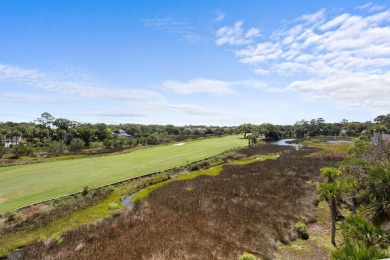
[1,113,389,159]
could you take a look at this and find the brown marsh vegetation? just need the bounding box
[21,144,343,259]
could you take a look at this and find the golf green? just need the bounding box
[0,135,246,212]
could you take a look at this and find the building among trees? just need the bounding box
[1,135,22,147]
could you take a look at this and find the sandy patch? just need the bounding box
[0,197,7,203]
[173,143,185,146]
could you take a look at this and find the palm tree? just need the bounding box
[319,181,344,246]
[319,167,343,246]
[321,167,340,183]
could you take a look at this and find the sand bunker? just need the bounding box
[173,143,185,146]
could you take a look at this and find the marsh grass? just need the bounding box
[21,145,343,259]
[0,174,169,257]
[303,140,350,157]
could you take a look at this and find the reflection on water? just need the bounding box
[270,139,297,146]
[120,194,134,209]
[268,139,301,148]
[8,250,23,260]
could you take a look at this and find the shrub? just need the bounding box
[103,138,114,149]
[11,144,35,158]
[0,144,7,158]
[69,138,85,151]
[332,242,387,260]
[82,186,89,196]
[239,252,257,260]
[108,202,119,211]
[294,221,309,239]
[47,141,66,156]
[3,210,19,222]
[190,165,200,171]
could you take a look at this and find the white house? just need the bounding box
[1,136,22,147]
[112,129,133,139]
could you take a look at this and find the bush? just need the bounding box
[0,144,7,158]
[82,186,89,196]
[108,202,119,211]
[3,210,19,222]
[294,221,309,239]
[69,138,85,151]
[190,165,200,171]
[47,141,66,156]
[239,252,257,260]
[332,242,387,260]
[11,144,35,158]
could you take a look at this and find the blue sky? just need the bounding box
[1,0,389,125]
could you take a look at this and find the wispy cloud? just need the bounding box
[143,17,201,43]
[94,112,150,118]
[161,78,269,95]
[0,64,162,102]
[215,21,260,46]
[132,100,226,116]
[0,92,60,103]
[166,103,224,116]
[162,78,236,95]
[215,11,225,22]
[356,2,385,12]
[217,6,390,110]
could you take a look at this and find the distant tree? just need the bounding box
[0,144,7,158]
[47,141,66,156]
[53,118,72,131]
[237,123,253,138]
[11,144,34,158]
[76,125,96,147]
[374,114,390,130]
[36,112,55,129]
[94,123,111,141]
[261,123,281,140]
[69,138,85,151]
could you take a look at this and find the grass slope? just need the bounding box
[0,135,246,212]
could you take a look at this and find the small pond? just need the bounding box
[7,249,23,260]
[267,139,302,148]
[120,194,134,209]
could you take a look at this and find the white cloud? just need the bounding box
[0,92,60,103]
[356,2,385,12]
[94,112,149,118]
[166,103,224,115]
[131,100,227,116]
[215,11,225,22]
[0,64,162,101]
[253,68,270,75]
[162,78,269,95]
[143,17,201,43]
[162,78,236,95]
[217,6,390,112]
[215,21,260,45]
[287,71,390,110]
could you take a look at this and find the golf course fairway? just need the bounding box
[0,135,246,212]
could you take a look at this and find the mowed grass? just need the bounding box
[0,135,246,212]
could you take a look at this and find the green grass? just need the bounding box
[0,189,125,256]
[0,135,247,212]
[0,149,274,257]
